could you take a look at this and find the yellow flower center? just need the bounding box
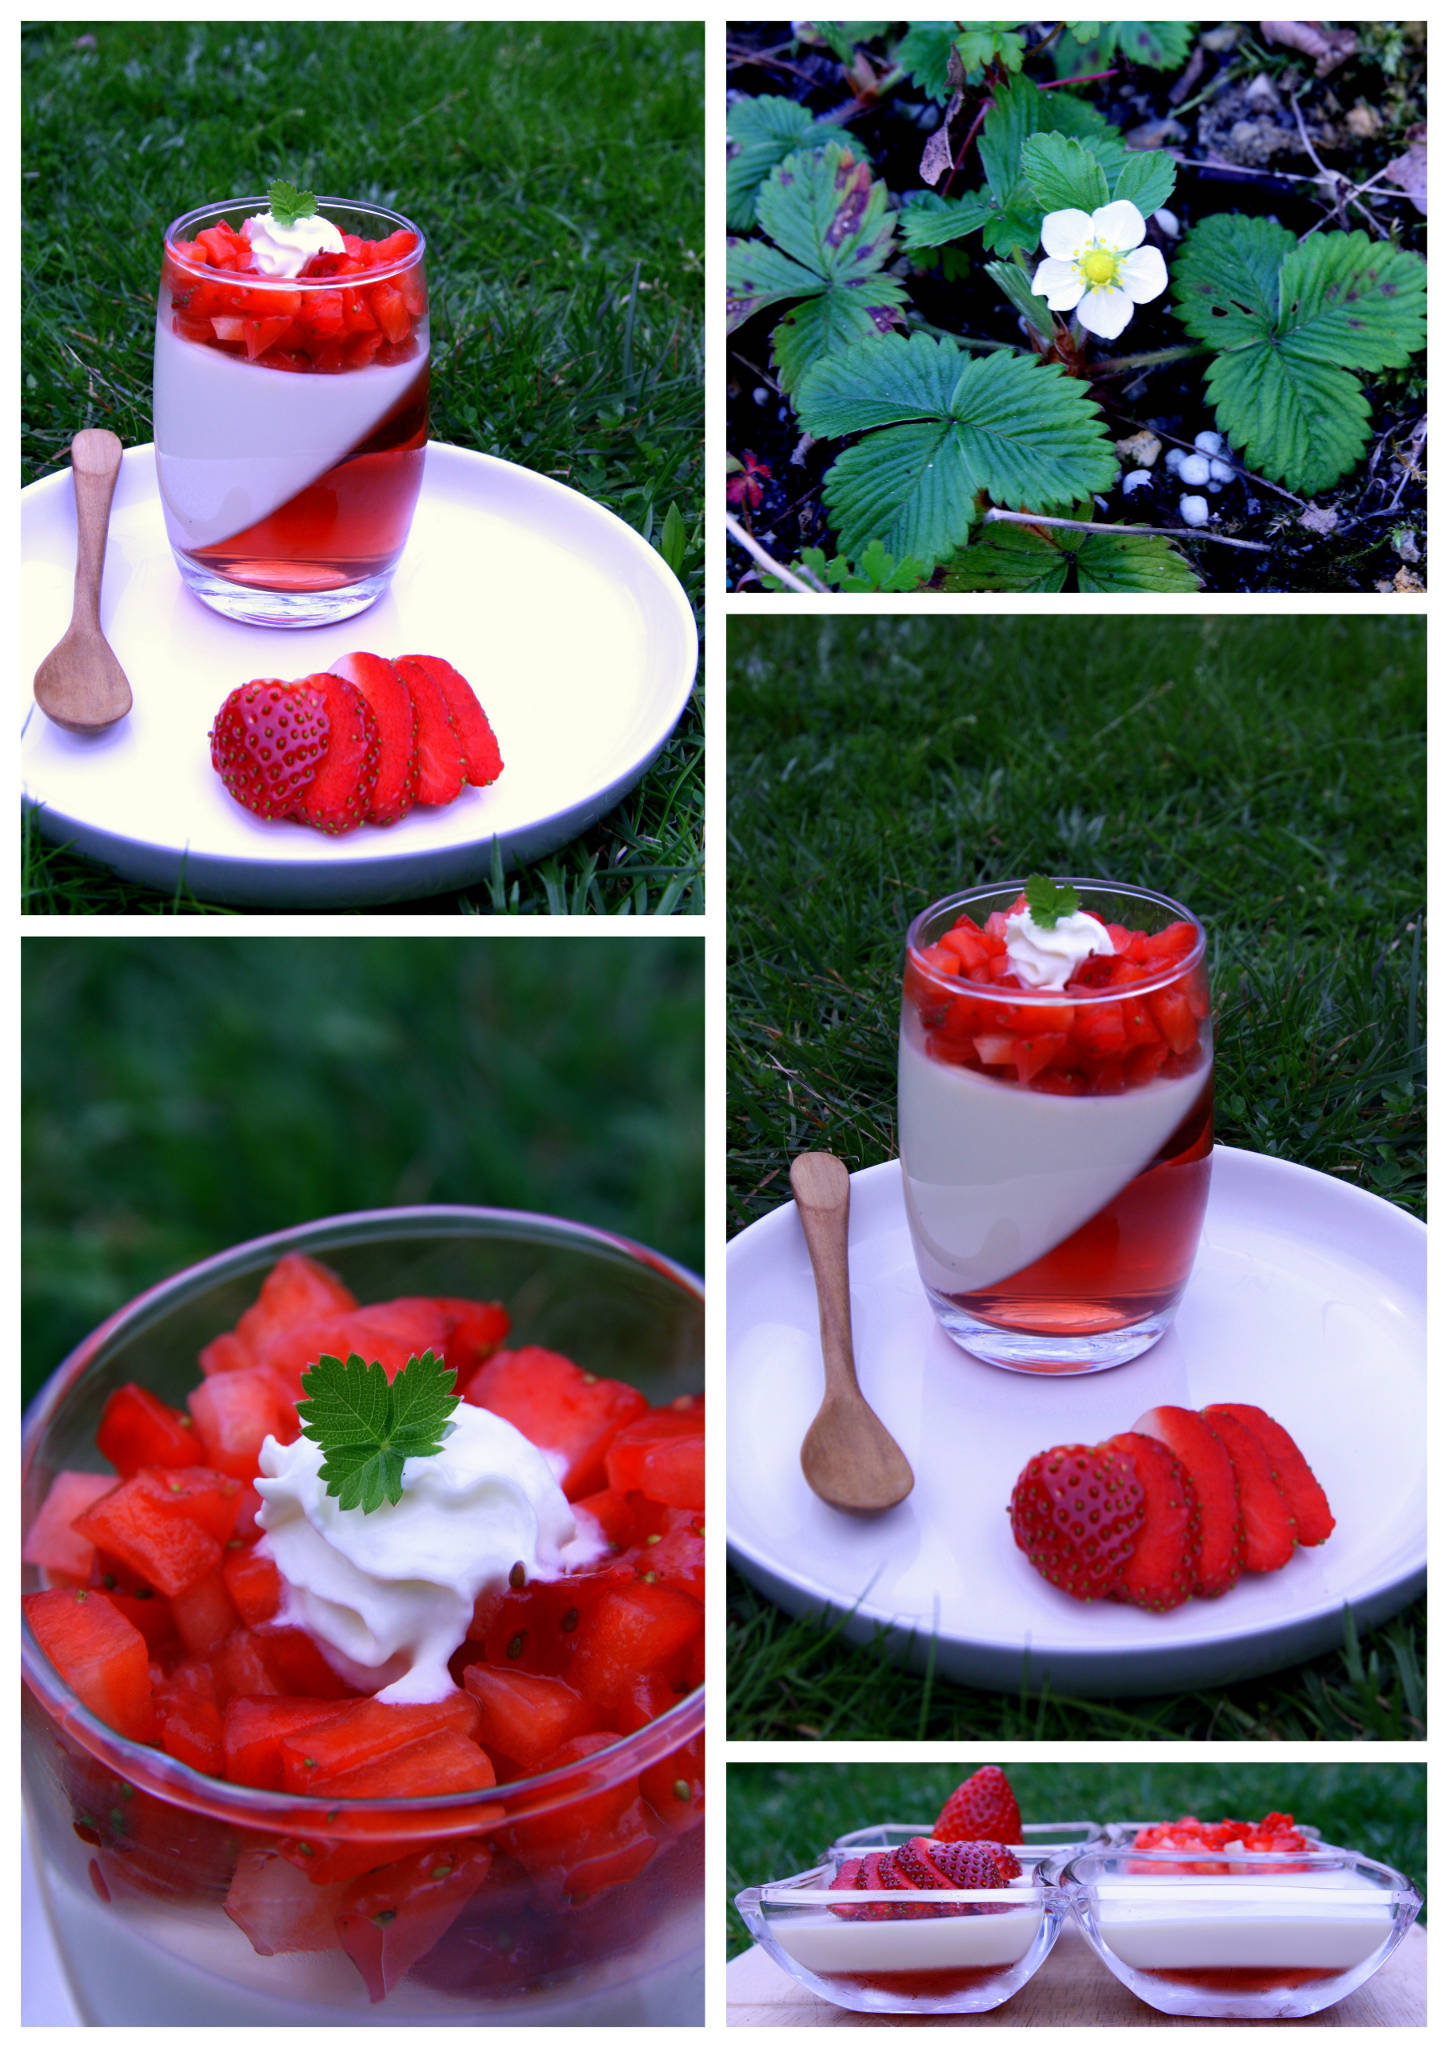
[1080,247,1119,287]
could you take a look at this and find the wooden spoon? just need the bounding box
[791,1151,914,1514]
[32,428,132,733]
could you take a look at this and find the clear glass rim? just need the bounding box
[162,195,426,289]
[1061,1845,1418,1898]
[905,878,1207,1007]
[22,1203,703,1833]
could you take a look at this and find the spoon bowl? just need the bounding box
[32,428,132,733]
[790,1151,914,1514]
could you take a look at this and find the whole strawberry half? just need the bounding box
[934,1765,1022,1845]
[210,680,330,820]
[1009,1441,1146,1601]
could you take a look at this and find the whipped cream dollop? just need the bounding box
[255,1404,604,1703]
[1004,905,1114,990]
[241,207,345,279]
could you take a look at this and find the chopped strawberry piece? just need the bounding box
[223,1695,349,1790]
[1133,1405,1243,1598]
[226,1842,349,1955]
[155,1660,225,1774]
[1200,1407,1298,1569]
[568,1582,703,1711]
[395,655,503,789]
[231,1253,357,1364]
[277,1694,483,1793]
[573,1486,638,1550]
[290,671,381,834]
[24,1471,117,1579]
[465,1347,649,1498]
[221,1542,281,1626]
[25,1587,156,1741]
[319,1728,496,1800]
[604,1408,704,1510]
[210,680,331,821]
[620,1499,704,1600]
[1202,1404,1334,1547]
[462,1664,596,1772]
[328,652,419,825]
[337,1839,494,2004]
[188,1369,290,1478]
[1103,1432,1200,1612]
[97,1384,199,1476]
[640,1731,705,1835]
[434,1297,511,1377]
[74,1471,234,1596]
[169,1567,240,1656]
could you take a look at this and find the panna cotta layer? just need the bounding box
[898,1015,1209,1294]
[1095,1870,1391,1972]
[775,1884,1041,1975]
[153,307,428,549]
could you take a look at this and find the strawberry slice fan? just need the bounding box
[209,652,503,834]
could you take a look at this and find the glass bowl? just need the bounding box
[1060,1845,1420,2019]
[22,1206,704,2025]
[736,1860,1065,2016]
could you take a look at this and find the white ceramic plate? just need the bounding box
[21,442,698,907]
[727,1147,1425,1697]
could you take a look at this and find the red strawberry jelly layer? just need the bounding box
[818,1966,1004,1998]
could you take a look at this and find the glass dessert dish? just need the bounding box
[899,879,1212,1373]
[736,1861,1065,2016]
[22,1207,703,2026]
[155,198,429,627]
[1060,1846,1420,2020]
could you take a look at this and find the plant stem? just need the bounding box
[982,507,1273,553]
[910,319,1018,353]
[1092,343,1210,375]
[724,511,829,592]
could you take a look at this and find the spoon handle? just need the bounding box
[789,1152,860,1399]
[69,429,123,629]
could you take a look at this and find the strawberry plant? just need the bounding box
[726,20,1427,592]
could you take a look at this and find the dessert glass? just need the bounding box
[22,1206,704,2026]
[155,198,429,627]
[1060,1846,1420,2019]
[899,880,1212,1373]
[737,1860,1065,2015]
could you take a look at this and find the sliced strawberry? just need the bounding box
[395,655,503,789]
[290,671,380,834]
[328,652,418,825]
[210,679,330,820]
[1133,1405,1243,1598]
[394,655,466,805]
[934,1765,1022,1844]
[1103,1432,1200,1612]
[1202,1404,1334,1547]
[1200,1407,1298,1569]
[24,1587,156,1742]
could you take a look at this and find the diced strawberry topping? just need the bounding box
[24,1587,156,1741]
[604,1406,705,1510]
[97,1384,199,1477]
[465,1347,649,1498]
[23,1471,117,1579]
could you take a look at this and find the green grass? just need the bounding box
[727,1759,1426,1957]
[22,935,703,1406]
[727,614,1425,1740]
[21,19,703,914]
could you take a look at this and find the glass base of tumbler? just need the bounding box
[925,1286,1179,1374]
[171,552,393,628]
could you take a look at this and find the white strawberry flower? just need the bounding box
[1031,200,1168,341]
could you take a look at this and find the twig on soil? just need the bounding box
[725,511,829,592]
[1388,420,1428,513]
[983,507,1273,552]
[1290,100,1396,238]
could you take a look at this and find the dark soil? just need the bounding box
[726,22,1427,594]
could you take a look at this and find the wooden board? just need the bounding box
[727,1919,1427,2027]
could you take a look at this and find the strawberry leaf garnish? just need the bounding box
[268,178,318,228]
[1024,874,1080,928]
[297,1350,459,1513]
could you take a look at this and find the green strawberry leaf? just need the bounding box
[955,23,1027,77]
[945,513,1202,593]
[986,258,1055,339]
[794,334,1117,567]
[727,96,849,231]
[896,20,962,102]
[726,143,907,392]
[1111,147,1177,219]
[899,189,995,252]
[1022,132,1109,214]
[268,179,316,228]
[297,1349,459,1514]
[1174,219,1426,493]
[1055,20,1194,75]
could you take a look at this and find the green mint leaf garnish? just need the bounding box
[1024,874,1080,929]
[297,1350,459,1514]
[268,179,317,228]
